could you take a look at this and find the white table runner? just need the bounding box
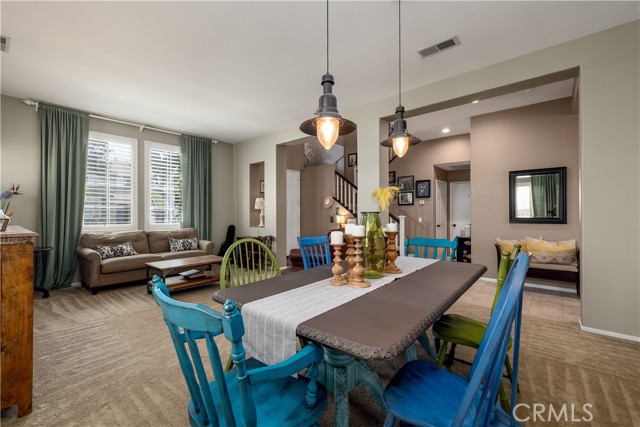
[241,256,438,365]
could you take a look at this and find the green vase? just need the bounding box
[359,211,385,279]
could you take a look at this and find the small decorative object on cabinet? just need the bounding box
[456,237,472,263]
[1,226,37,417]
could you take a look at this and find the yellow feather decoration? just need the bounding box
[371,186,400,211]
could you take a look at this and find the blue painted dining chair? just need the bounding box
[383,252,530,427]
[297,235,332,269]
[405,237,459,261]
[151,276,328,427]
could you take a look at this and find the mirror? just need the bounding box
[509,167,566,224]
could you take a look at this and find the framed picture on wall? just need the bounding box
[416,180,431,198]
[397,175,414,191]
[398,191,414,205]
[389,171,396,185]
[348,153,357,167]
[260,180,264,193]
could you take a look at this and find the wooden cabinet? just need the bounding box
[1,226,37,417]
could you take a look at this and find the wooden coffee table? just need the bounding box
[145,255,223,294]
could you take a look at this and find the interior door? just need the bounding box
[435,180,448,239]
[286,170,301,254]
[450,181,471,238]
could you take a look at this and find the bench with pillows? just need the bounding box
[496,237,580,295]
[77,228,214,294]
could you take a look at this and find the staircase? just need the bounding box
[334,171,357,216]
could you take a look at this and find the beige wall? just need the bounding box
[471,98,580,277]
[234,22,640,339]
[341,133,357,184]
[0,94,235,251]
[300,165,336,236]
[389,134,471,238]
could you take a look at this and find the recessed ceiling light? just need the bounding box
[442,128,450,133]
[472,100,479,104]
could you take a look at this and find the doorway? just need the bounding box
[435,180,448,239]
[450,181,471,238]
[286,169,300,254]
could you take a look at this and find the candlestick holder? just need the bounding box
[343,234,356,281]
[329,243,348,286]
[348,236,370,288]
[384,231,402,274]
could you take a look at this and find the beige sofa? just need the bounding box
[77,228,214,294]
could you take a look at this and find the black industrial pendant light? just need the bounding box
[300,0,356,150]
[380,0,420,158]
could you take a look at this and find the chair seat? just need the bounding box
[385,360,510,427]
[189,363,328,427]
[433,314,512,350]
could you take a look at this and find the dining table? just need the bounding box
[213,257,487,427]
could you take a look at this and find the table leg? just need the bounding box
[319,348,386,427]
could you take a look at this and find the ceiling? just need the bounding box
[1,2,637,144]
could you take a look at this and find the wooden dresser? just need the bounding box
[1,226,37,417]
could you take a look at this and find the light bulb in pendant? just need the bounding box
[317,117,340,149]
[392,136,409,158]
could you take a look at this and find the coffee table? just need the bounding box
[145,255,223,294]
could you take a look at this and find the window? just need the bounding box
[145,141,182,229]
[83,132,137,231]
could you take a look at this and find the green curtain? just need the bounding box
[181,134,212,240]
[531,173,558,218]
[38,104,89,290]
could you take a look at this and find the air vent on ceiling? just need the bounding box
[0,35,10,53]
[417,36,460,59]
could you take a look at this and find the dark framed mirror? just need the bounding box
[509,167,566,224]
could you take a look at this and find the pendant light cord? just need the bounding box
[326,0,330,74]
[398,0,402,107]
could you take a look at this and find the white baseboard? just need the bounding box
[481,276,577,294]
[70,281,82,288]
[579,320,640,342]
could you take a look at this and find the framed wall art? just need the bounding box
[389,171,396,185]
[397,175,414,191]
[398,191,414,206]
[348,153,357,167]
[416,180,431,198]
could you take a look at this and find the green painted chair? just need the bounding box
[432,245,526,411]
[220,238,281,290]
[220,238,281,371]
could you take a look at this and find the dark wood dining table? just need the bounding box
[213,259,487,427]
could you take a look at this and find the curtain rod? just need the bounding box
[22,99,219,144]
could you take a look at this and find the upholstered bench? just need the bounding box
[495,238,580,295]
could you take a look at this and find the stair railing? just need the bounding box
[334,171,357,216]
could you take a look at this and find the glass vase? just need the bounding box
[359,211,385,279]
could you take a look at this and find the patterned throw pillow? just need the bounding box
[169,237,199,252]
[496,238,529,254]
[524,237,577,264]
[93,241,138,260]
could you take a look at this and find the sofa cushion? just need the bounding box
[169,236,199,252]
[94,241,138,260]
[148,228,198,253]
[101,253,162,274]
[157,250,207,261]
[524,237,577,264]
[529,261,578,272]
[81,230,150,254]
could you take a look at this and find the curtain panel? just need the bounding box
[38,104,89,290]
[181,135,212,240]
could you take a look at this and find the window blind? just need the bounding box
[148,144,182,227]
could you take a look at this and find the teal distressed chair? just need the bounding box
[432,246,524,411]
[151,276,327,427]
[405,237,458,261]
[297,235,331,269]
[383,252,530,427]
[220,238,281,289]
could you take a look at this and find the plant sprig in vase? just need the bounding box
[371,186,399,211]
[1,183,22,216]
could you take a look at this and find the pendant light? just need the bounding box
[380,0,420,158]
[300,0,356,150]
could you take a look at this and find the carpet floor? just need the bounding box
[1,280,638,427]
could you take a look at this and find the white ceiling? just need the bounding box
[1,2,637,143]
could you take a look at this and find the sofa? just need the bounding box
[77,228,214,294]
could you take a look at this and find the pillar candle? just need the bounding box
[387,222,398,232]
[353,225,366,237]
[330,231,344,245]
[344,223,355,235]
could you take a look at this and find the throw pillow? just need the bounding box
[524,237,577,264]
[169,237,199,252]
[93,241,138,260]
[496,238,529,254]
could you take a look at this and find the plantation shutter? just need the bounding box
[148,144,182,227]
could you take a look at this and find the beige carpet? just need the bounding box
[2,281,639,427]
